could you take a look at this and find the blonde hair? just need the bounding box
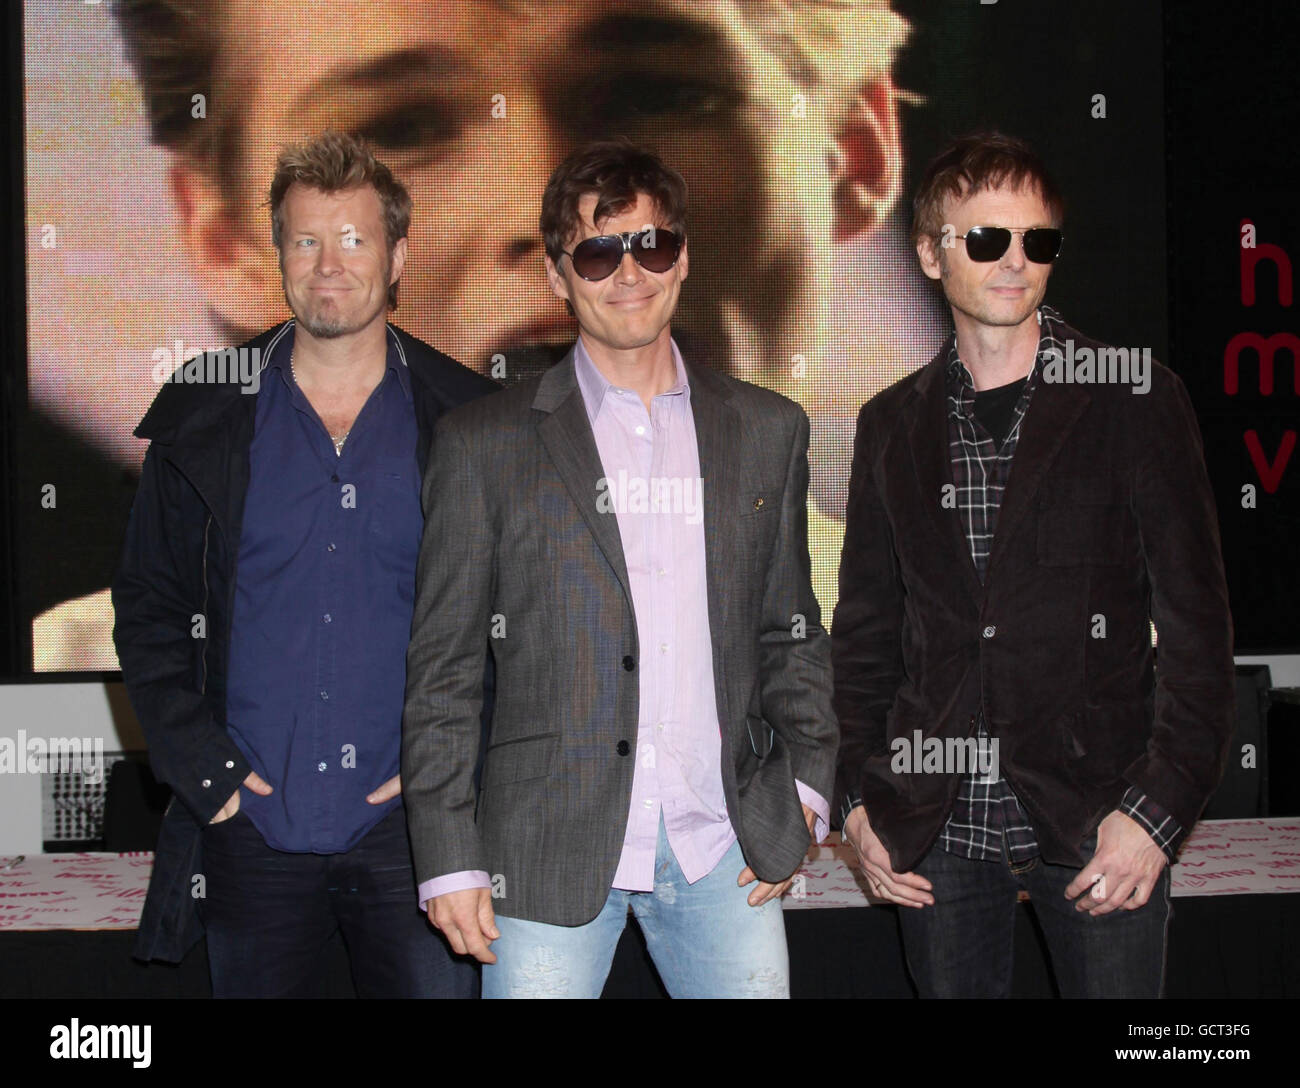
[268,130,412,309]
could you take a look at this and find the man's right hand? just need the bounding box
[428,887,500,964]
[843,805,934,908]
[209,770,273,824]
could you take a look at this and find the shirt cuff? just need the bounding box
[795,779,830,844]
[1119,786,1183,860]
[417,870,492,912]
[839,790,864,832]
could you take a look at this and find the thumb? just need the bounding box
[245,771,274,795]
[478,892,499,939]
[736,866,756,887]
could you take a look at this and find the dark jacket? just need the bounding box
[112,321,498,962]
[833,321,1236,871]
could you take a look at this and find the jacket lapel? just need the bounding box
[905,329,1095,597]
[907,355,984,603]
[685,362,743,651]
[531,348,744,649]
[983,366,1091,581]
[534,350,634,611]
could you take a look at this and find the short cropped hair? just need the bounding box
[268,131,412,310]
[540,139,689,262]
[911,131,1065,243]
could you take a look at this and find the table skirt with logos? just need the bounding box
[1,818,1297,998]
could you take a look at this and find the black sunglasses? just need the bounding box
[955,226,1063,263]
[562,228,684,281]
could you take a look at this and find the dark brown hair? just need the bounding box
[540,139,688,262]
[911,131,1064,243]
[268,131,412,310]
[112,1,242,198]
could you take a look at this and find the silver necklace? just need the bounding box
[291,352,350,456]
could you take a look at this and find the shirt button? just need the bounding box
[657,568,667,577]
[659,642,669,654]
[201,779,211,788]
[331,474,340,483]
[635,425,645,435]
[656,722,665,732]
[983,625,997,639]
[320,690,329,701]
[323,613,332,624]
[225,761,234,769]
[643,798,654,808]
[616,740,630,756]
[317,761,327,772]
[326,543,336,552]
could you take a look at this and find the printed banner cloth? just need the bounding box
[1,819,1298,930]
[783,817,1300,910]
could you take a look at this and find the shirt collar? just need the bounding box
[573,333,690,423]
[268,320,412,402]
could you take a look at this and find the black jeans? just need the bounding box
[198,806,478,998]
[897,832,1171,998]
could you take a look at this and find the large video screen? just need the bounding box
[18,0,1168,671]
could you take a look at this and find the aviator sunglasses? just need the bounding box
[562,228,684,281]
[955,226,1064,263]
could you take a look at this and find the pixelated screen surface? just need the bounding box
[19,1,1166,671]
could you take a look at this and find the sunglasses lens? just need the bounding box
[633,229,681,273]
[570,236,624,280]
[1023,228,1063,263]
[963,227,1011,262]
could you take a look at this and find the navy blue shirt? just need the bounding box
[225,322,424,852]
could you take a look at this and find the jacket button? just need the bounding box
[616,740,630,756]
[982,625,996,639]
[201,779,211,788]
[225,761,235,769]
[622,655,635,671]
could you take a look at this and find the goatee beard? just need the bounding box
[295,308,358,339]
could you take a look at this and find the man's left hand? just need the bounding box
[737,804,817,906]
[1064,809,1167,915]
[366,774,401,804]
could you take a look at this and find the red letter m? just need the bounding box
[1223,331,1300,394]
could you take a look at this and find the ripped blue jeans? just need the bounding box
[482,815,789,998]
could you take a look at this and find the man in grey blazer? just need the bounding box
[401,140,837,998]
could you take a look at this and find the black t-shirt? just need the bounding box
[972,376,1028,450]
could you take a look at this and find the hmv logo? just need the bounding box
[1229,220,1297,493]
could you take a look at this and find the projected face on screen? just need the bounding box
[27,0,937,668]
[127,0,905,392]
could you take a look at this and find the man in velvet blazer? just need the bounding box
[834,133,1234,998]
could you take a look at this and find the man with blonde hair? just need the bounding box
[113,130,497,996]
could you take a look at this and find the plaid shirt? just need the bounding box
[842,307,1182,862]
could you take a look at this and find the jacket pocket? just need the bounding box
[481,732,558,788]
[746,715,776,759]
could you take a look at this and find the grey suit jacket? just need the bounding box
[401,345,838,926]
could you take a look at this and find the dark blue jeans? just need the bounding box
[897,832,1171,998]
[198,806,478,998]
